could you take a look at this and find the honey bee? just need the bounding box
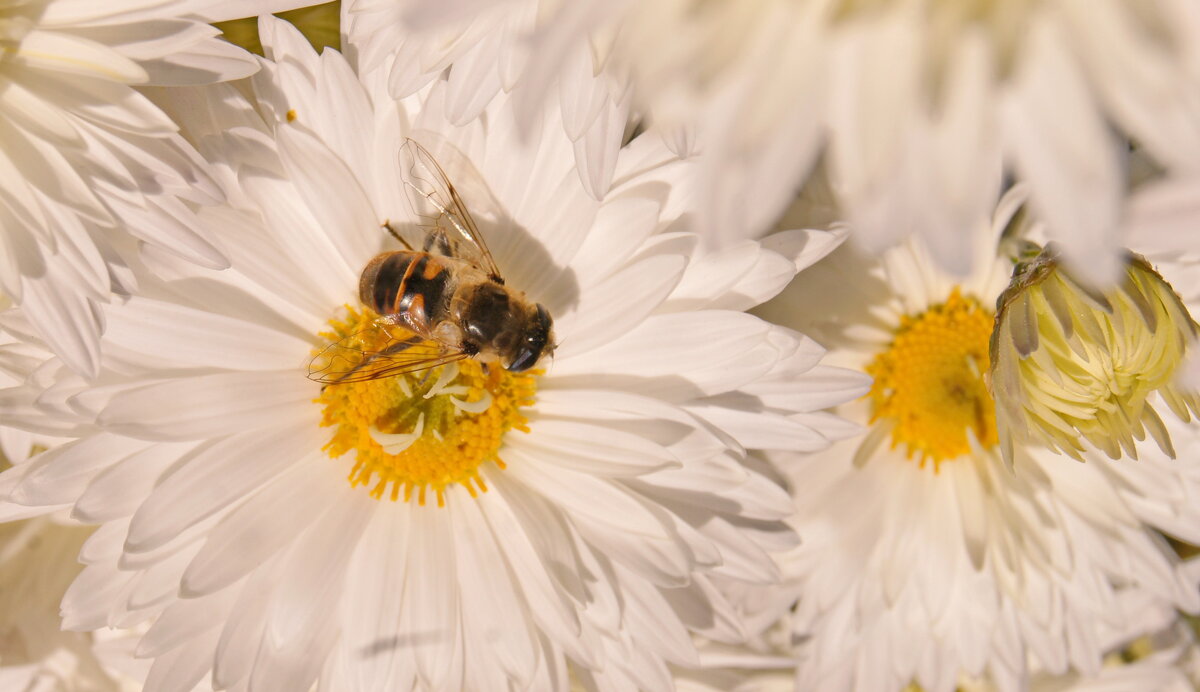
[308,139,555,385]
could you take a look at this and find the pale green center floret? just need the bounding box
[989,247,1200,463]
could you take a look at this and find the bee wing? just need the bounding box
[308,322,470,385]
[398,138,504,281]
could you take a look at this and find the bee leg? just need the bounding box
[382,221,415,251]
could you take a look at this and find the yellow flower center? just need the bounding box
[314,306,536,506]
[866,288,997,468]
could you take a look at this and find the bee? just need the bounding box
[308,139,555,385]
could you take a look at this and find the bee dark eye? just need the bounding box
[507,347,539,372]
[506,303,552,372]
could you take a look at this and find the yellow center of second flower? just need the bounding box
[866,288,997,467]
[314,306,536,506]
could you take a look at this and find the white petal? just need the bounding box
[19,261,103,379]
[402,506,462,690]
[275,124,379,273]
[137,584,236,658]
[559,47,608,141]
[125,425,315,553]
[451,496,540,686]
[103,296,308,371]
[442,29,503,126]
[17,29,148,83]
[550,311,778,400]
[252,495,371,692]
[569,196,662,288]
[97,370,316,440]
[139,30,259,85]
[181,452,340,597]
[552,253,686,357]
[0,78,81,145]
[572,90,628,200]
[341,501,417,692]
[506,455,694,587]
[1001,14,1122,286]
[685,403,829,452]
[73,441,198,523]
[515,418,679,476]
[143,627,220,692]
[10,434,143,507]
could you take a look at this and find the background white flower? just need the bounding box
[361,0,1200,287]
[752,184,1200,692]
[0,0,304,378]
[0,516,136,692]
[0,16,867,692]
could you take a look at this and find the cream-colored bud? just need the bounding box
[989,244,1200,464]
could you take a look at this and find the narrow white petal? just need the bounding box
[73,441,198,523]
[1001,15,1122,286]
[97,370,316,440]
[104,296,308,371]
[125,426,315,553]
[10,434,144,507]
[552,253,686,356]
[572,91,628,200]
[181,452,340,597]
[515,418,679,476]
[17,29,148,83]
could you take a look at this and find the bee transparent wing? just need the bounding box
[398,138,504,281]
[308,322,470,385]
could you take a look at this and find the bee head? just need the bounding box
[506,303,554,372]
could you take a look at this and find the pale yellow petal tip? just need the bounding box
[989,244,1200,464]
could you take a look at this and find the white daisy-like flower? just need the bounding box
[0,515,159,692]
[0,345,141,692]
[0,516,136,692]
[665,587,1200,692]
[960,604,1200,692]
[0,16,866,692]
[0,0,303,378]
[754,185,1200,692]
[362,0,1200,285]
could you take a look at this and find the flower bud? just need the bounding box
[989,244,1200,464]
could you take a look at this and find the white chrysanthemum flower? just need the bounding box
[0,16,866,692]
[667,588,1200,692]
[960,606,1200,692]
[363,0,1200,284]
[0,513,141,692]
[0,0,301,378]
[755,185,1200,692]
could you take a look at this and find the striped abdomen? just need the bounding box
[359,251,452,330]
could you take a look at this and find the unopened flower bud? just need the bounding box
[989,244,1200,464]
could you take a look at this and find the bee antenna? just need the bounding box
[381,220,414,251]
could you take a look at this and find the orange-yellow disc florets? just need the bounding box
[866,288,997,468]
[314,306,537,505]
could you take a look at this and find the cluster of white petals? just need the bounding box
[0,2,1199,692]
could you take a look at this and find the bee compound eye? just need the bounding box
[506,348,538,372]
